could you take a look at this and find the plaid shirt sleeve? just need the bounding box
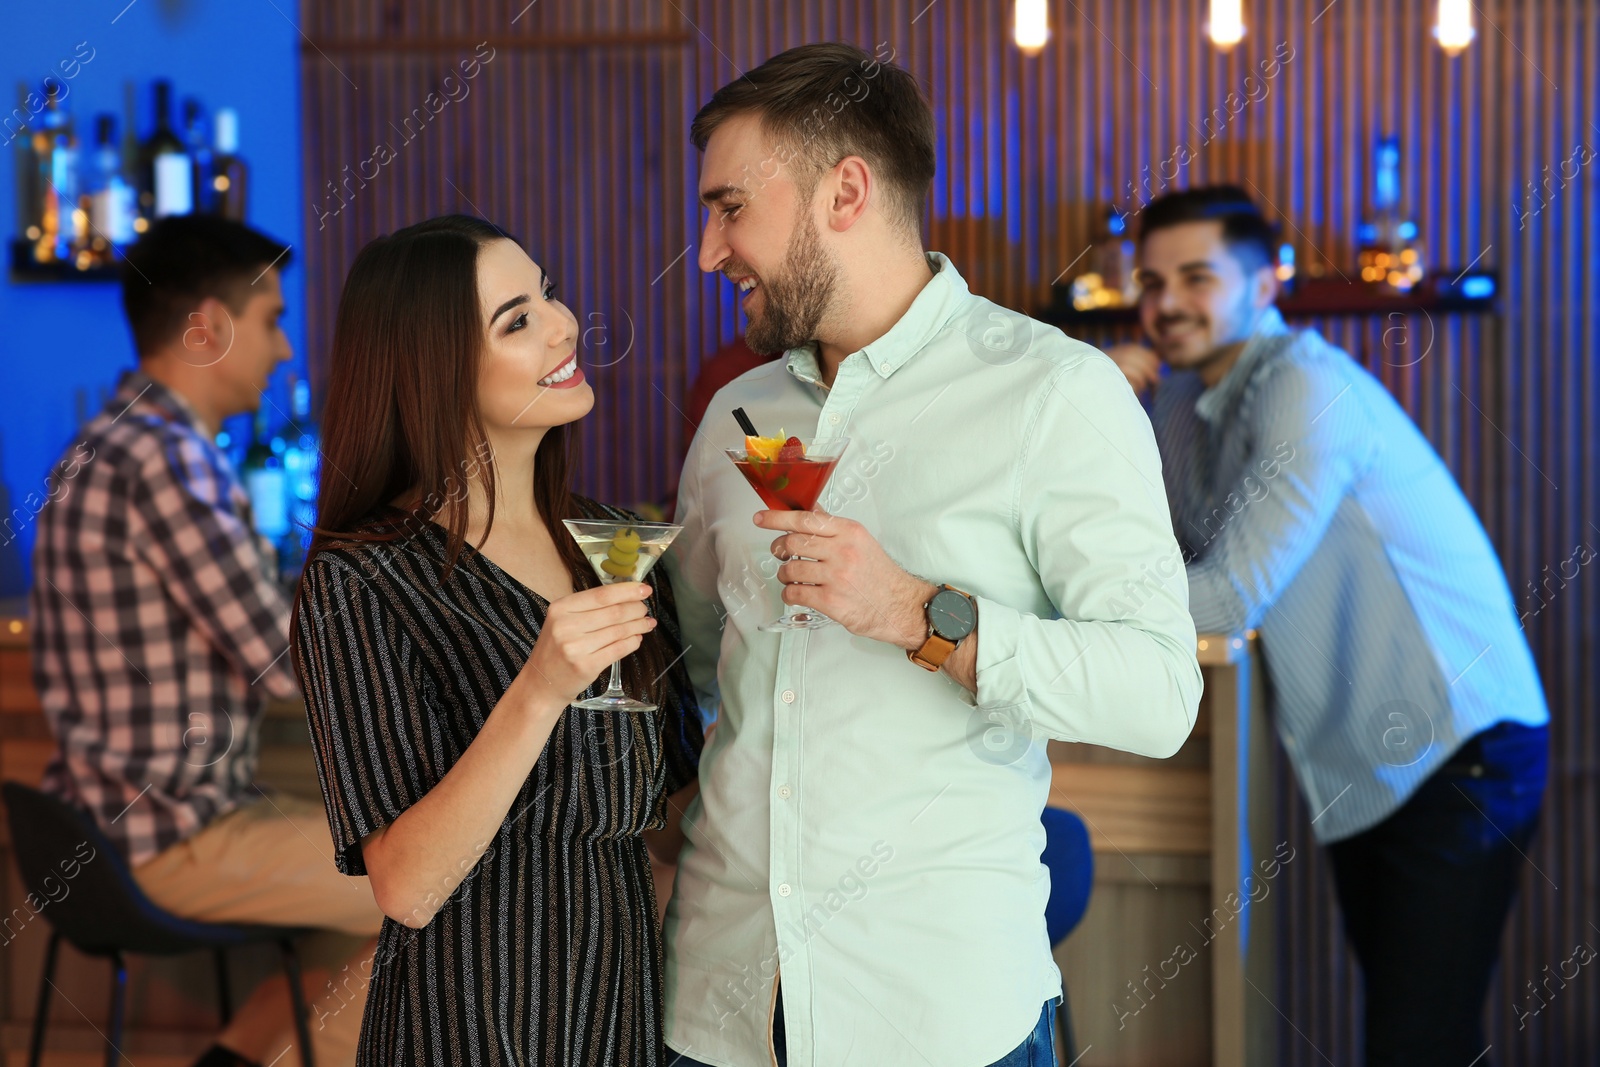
[129,428,298,700]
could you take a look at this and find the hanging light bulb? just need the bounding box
[1014,0,1049,56]
[1434,0,1475,55]
[1208,0,1245,51]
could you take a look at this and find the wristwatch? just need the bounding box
[908,585,978,671]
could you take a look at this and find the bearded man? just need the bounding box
[663,42,1202,1067]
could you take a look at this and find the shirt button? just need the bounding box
[781,689,795,704]
[829,413,841,424]
[778,883,792,897]
[778,785,792,799]
[879,362,891,374]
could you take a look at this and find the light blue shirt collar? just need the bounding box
[782,251,969,386]
[1194,306,1292,424]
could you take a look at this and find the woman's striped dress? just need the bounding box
[292,498,702,1066]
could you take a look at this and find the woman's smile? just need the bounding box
[537,351,585,389]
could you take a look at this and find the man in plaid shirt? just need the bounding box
[30,215,382,1067]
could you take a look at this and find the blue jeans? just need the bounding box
[667,991,1058,1067]
[986,998,1059,1067]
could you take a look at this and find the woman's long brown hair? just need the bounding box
[292,214,673,705]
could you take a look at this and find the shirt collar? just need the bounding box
[113,368,213,438]
[783,251,970,386]
[1194,306,1290,424]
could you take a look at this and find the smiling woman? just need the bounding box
[288,214,702,1067]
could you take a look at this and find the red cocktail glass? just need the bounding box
[724,437,849,632]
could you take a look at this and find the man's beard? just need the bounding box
[743,210,840,356]
[1152,286,1258,365]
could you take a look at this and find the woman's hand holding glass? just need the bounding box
[517,583,657,710]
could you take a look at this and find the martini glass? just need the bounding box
[561,518,683,712]
[723,437,850,632]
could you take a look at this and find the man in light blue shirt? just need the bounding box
[1108,185,1549,1067]
[665,43,1202,1067]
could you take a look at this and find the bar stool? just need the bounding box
[1043,805,1094,1062]
[2,781,316,1067]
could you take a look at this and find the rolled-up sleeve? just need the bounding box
[974,355,1202,759]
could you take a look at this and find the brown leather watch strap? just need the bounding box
[907,630,957,671]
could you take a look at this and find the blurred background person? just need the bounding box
[30,215,384,1067]
[1107,186,1550,1067]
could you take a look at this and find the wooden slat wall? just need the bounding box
[298,2,1597,1063]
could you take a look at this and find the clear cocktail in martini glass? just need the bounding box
[561,518,683,711]
[723,435,849,632]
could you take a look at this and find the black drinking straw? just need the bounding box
[732,407,759,436]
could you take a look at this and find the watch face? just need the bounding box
[929,589,976,641]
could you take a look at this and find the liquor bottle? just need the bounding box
[14,83,37,241]
[85,114,135,260]
[31,81,79,264]
[181,97,215,214]
[139,80,192,218]
[1357,136,1425,293]
[280,375,321,580]
[1275,242,1297,295]
[211,108,248,221]
[241,408,290,550]
[1071,204,1138,310]
[121,81,148,235]
[1095,206,1139,305]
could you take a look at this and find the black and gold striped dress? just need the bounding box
[292,499,702,1066]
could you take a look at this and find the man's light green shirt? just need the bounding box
[665,253,1202,1067]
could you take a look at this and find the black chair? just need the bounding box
[2,782,316,1067]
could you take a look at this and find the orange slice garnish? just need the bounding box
[745,433,786,462]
